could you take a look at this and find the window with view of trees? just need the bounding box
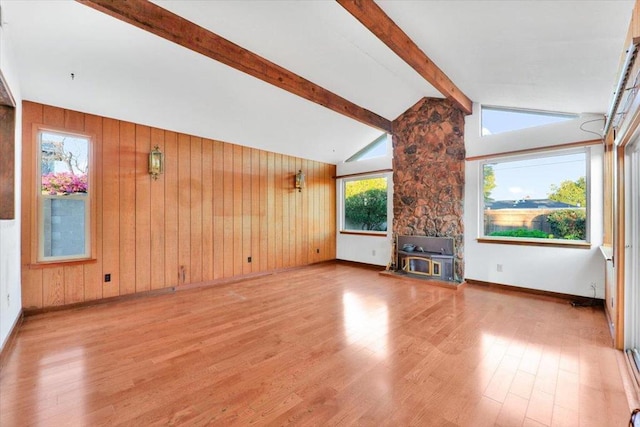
[482,149,589,242]
[37,129,91,261]
[343,176,388,233]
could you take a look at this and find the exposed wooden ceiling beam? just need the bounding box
[77,0,392,133]
[337,0,473,115]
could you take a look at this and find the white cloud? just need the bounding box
[508,186,523,195]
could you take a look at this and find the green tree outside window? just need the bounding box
[344,177,387,231]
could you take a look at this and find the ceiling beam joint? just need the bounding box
[337,0,473,115]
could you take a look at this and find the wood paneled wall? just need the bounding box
[21,101,336,309]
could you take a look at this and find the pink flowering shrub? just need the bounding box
[41,172,88,195]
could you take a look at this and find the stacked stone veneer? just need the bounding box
[392,98,465,281]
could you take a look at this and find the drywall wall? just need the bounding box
[464,104,605,297]
[0,21,23,351]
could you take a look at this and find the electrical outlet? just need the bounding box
[104,273,111,282]
[247,256,252,263]
[316,248,320,254]
[372,249,376,256]
[496,264,503,272]
[6,293,10,307]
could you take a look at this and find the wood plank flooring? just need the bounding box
[0,263,631,426]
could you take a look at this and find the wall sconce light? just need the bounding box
[149,145,164,180]
[295,170,306,192]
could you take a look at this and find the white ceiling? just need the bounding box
[0,0,633,164]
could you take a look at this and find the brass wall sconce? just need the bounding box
[295,170,306,192]
[149,145,164,180]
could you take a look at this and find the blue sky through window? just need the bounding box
[346,133,387,162]
[482,107,576,136]
[485,152,586,202]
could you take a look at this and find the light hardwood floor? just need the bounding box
[0,263,631,426]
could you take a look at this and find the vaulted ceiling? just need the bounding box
[1,0,633,164]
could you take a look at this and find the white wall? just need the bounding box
[336,136,393,266]
[465,104,605,297]
[0,17,23,351]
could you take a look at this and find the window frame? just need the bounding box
[339,172,390,236]
[478,146,592,248]
[32,125,96,265]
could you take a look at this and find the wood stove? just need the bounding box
[396,235,455,281]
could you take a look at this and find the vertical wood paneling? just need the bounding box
[251,148,261,273]
[212,141,224,280]
[21,102,43,309]
[64,109,85,132]
[301,159,310,266]
[150,128,166,290]
[316,161,321,261]
[321,163,330,261]
[289,160,297,267]
[135,125,151,293]
[274,154,283,270]
[164,131,178,287]
[316,163,329,261]
[42,267,64,307]
[295,158,303,266]
[233,145,243,277]
[83,114,103,301]
[20,103,39,265]
[63,265,84,304]
[42,105,64,128]
[308,159,317,263]
[102,118,121,298]
[201,139,214,282]
[282,156,290,268]
[178,134,191,285]
[21,102,337,310]
[119,122,137,295]
[329,164,337,259]
[21,269,42,310]
[259,151,268,273]
[267,152,275,271]
[317,161,323,261]
[223,143,234,278]
[190,137,203,283]
[177,134,191,285]
[242,146,252,275]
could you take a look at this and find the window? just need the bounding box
[481,148,589,243]
[345,133,388,162]
[37,129,91,262]
[342,175,388,233]
[481,106,576,136]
